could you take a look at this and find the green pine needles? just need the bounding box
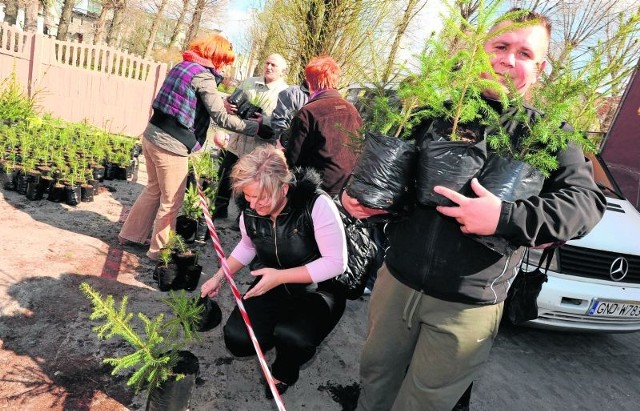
[80,283,203,394]
[367,0,519,139]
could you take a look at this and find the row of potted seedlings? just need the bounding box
[0,117,141,206]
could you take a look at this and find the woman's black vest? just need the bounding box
[241,170,326,272]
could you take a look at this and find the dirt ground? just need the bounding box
[0,154,369,411]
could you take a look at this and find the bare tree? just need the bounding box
[252,0,395,84]
[94,1,113,44]
[22,0,39,32]
[183,0,205,46]
[168,0,190,49]
[380,0,429,84]
[144,0,171,57]
[107,0,128,46]
[56,0,76,40]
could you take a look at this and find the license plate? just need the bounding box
[588,299,640,317]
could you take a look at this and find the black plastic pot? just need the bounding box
[103,163,116,180]
[155,263,180,292]
[476,155,545,202]
[176,215,198,244]
[182,264,202,292]
[416,139,485,207]
[15,170,28,195]
[114,165,128,180]
[145,351,199,411]
[468,155,545,255]
[346,131,417,214]
[64,184,81,206]
[39,175,54,195]
[47,183,65,203]
[196,297,222,332]
[173,252,198,272]
[80,184,95,202]
[25,172,42,201]
[92,166,105,182]
[87,178,100,196]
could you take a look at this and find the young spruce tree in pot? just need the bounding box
[80,284,203,411]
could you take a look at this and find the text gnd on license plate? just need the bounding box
[588,299,640,317]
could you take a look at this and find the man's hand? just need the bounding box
[223,97,237,115]
[434,178,501,235]
[243,268,282,299]
[341,191,388,219]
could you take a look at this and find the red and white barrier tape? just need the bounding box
[192,169,286,410]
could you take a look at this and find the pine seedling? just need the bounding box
[80,283,202,394]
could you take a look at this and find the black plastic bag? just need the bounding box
[345,131,417,214]
[477,154,544,202]
[469,155,545,255]
[416,139,485,207]
[146,351,199,411]
[506,248,553,325]
[197,297,222,332]
[329,197,385,300]
[176,215,198,243]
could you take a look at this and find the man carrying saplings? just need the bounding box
[342,9,606,411]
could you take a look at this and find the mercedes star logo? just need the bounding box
[609,257,629,281]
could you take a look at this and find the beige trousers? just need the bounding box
[119,137,188,258]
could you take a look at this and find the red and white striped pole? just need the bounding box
[193,168,286,410]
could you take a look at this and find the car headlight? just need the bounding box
[527,247,559,272]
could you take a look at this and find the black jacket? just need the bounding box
[385,107,607,305]
[241,170,324,272]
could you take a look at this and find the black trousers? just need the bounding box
[223,281,346,385]
[214,150,239,212]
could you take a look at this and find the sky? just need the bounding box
[221,0,261,52]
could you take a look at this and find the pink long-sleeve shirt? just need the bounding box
[230,195,348,283]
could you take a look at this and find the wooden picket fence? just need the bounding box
[0,22,167,136]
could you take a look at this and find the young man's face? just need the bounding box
[263,55,286,84]
[483,21,549,99]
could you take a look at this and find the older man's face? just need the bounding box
[263,55,285,83]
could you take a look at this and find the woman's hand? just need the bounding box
[201,269,225,298]
[243,267,282,299]
[223,97,237,115]
[213,131,230,149]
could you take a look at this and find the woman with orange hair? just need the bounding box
[119,34,273,260]
[284,56,362,196]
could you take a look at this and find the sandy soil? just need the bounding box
[0,155,369,411]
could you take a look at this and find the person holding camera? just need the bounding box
[214,54,289,222]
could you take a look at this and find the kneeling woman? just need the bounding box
[200,145,348,396]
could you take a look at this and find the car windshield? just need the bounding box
[588,153,624,199]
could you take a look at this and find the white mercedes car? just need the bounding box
[516,153,640,333]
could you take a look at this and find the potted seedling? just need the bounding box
[154,246,180,292]
[80,283,203,411]
[169,232,202,292]
[176,184,202,243]
[347,2,515,210]
[227,88,264,120]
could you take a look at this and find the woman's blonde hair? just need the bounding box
[231,145,294,213]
